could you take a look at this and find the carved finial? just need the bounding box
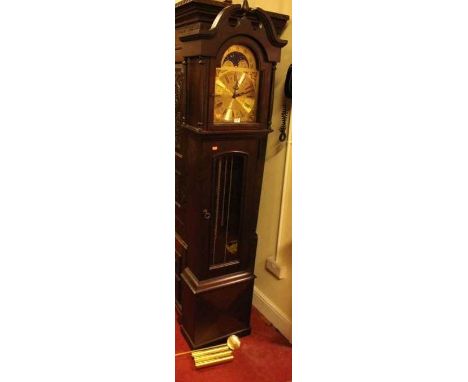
[241,0,250,11]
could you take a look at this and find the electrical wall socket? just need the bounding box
[265,256,287,279]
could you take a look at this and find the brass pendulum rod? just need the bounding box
[175,350,193,357]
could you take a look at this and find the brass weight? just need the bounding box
[175,335,241,369]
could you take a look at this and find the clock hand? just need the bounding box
[216,79,233,96]
[233,90,254,99]
[234,98,253,113]
[237,73,246,87]
[232,75,240,97]
[224,99,235,121]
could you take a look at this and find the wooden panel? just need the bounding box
[175,235,187,311]
[175,64,184,155]
[175,234,188,268]
[175,273,181,307]
[185,57,209,127]
[175,252,181,275]
[175,63,187,239]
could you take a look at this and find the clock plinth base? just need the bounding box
[180,268,255,349]
[180,323,251,350]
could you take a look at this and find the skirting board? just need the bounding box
[252,285,292,343]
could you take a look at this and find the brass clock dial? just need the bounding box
[214,45,259,124]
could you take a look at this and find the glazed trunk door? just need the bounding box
[200,140,258,279]
[209,153,245,266]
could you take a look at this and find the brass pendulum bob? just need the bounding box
[175,335,242,369]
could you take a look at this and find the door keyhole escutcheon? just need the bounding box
[202,209,211,220]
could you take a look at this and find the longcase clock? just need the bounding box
[175,0,288,349]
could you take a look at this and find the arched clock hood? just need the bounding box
[179,1,287,62]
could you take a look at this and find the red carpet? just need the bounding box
[176,307,292,382]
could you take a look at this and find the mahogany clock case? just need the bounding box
[175,0,288,349]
